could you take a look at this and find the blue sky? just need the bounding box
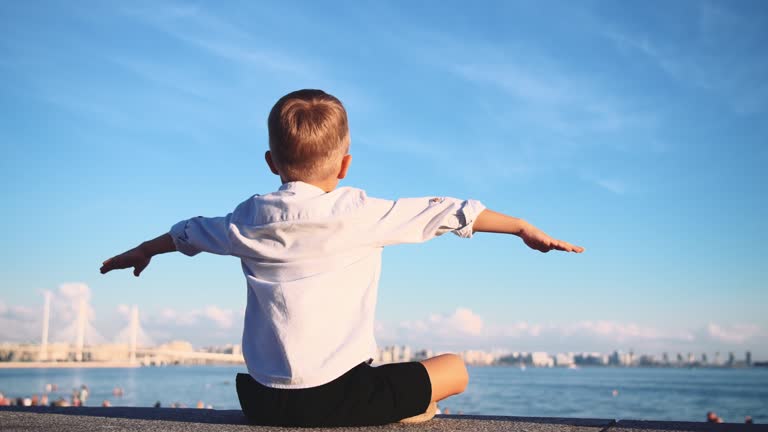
[1,1,766,358]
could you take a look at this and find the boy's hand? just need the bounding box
[520,224,584,253]
[100,247,151,277]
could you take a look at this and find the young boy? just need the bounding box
[100,89,583,427]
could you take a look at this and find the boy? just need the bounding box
[100,89,583,426]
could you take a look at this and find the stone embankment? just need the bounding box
[1,406,765,432]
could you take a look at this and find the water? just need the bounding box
[1,366,766,423]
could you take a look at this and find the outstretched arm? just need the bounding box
[100,233,177,277]
[473,209,584,253]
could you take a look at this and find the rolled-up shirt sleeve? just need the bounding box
[367,197,486,247]
[169,214,233,256]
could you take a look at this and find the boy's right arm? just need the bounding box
[473,209,584,253]
[100,214,234,277]
[100,233,177,277]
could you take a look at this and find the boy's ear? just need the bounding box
[337,154,352,179]
[265,151,280,175]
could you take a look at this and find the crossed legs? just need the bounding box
[399,353,469,423]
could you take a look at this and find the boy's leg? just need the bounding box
[421,353,469,402]
[399,353,468,423]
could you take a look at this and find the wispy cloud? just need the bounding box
[110,57,224,100]
[454,63,567,106]
[116,4,374,118]
[453,59,656,138]
[360,23,664,190]
[580,173,626,195]
[599,4,768,115]
[121,5,311,76]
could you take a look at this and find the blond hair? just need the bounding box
[267,89,350,182]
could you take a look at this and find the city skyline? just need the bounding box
[0,283,765,360]
[1,2,767,357]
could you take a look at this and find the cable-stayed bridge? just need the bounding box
[2,293,242,366]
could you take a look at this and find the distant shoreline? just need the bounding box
[0,361,140,369]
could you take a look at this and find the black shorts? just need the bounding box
[236,361,432,427]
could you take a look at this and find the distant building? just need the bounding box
[574,352,606,366]
[531,352,554,367]
[462,350,496,366]
[554,353,574,367]
[411,348,432,362]
[746,351,752,367]
[159,340,193,352]
[378,348,393,364]
[662,352,669,365]
[727,352,735,367]
[701,353,708,364]
[609,351,633,367]
[498,351,531,366]
[401,346,412,362]
[609,351,620,366]
[375,345,416,364]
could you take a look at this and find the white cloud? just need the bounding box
[149,305,236,329]
[432,308,484,336]
[376,308,763,355]
[50,283,95,324]
[116,304,132,319]
[0,283,108,345]
[563,320,694,343]
[398,308,484,344]
[2,295,764,354]
[704,323,762,344]
[493,322,543,338]
[50,283,105,345]
[135,305,242,346]
[202,305,234,329]
[58,282,90,300]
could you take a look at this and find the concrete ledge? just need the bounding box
[1,406,765,432]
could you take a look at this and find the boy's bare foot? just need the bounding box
[399,401,437,424]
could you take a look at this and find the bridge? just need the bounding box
[2,291,243,366]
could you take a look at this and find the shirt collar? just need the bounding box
[278,181,328,197]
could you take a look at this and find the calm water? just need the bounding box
[1,366,766,423]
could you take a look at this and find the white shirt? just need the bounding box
[169,181,485,389]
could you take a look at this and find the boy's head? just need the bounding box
[266,89,350,183]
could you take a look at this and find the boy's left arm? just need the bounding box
[366,197,583,253]
[473,209,584,253]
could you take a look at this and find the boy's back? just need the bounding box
[171,180,485,388]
